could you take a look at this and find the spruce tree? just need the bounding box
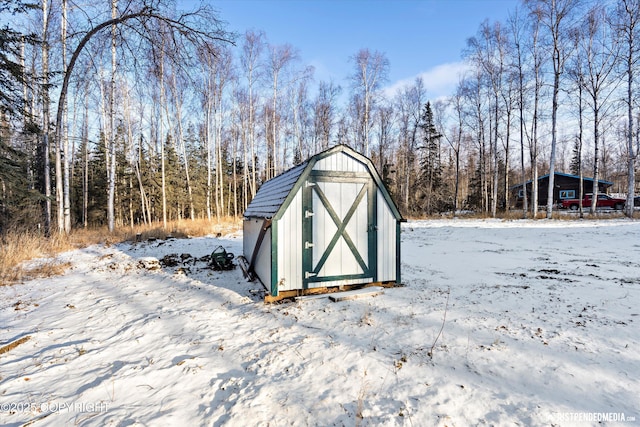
[0,114,41,229]
[0,1,38,117]
[418,102,443,214]
[569,137,581,176]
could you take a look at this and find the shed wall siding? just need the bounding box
[314,151,367,173]
[243,219,262,260]
[243,219,272,288]
[255,233,272,289]
[277,188,303,291]
[377,189,397,282]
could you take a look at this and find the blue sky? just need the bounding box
[210,0,519,99]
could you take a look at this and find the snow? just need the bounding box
[1,219,639,426]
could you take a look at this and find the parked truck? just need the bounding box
[561,193,626,210]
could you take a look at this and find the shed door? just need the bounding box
[302,172,376,288]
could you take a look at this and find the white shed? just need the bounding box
[242,145,402,301]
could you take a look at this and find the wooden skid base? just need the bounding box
[264,281,401,303]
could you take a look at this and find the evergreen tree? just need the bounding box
[0,115,42,230]
[418,102,443,214]
[114,124,133,227]
[186,124,207,219]
[71,138,86,226]
[569,137,581,176]
[87,132,108,226]
[293,145,303,166]
[467,162,484,211]
[0,1,38,117]
[382,162,396,200]
[136,136,159,224]
[163,134,186,221]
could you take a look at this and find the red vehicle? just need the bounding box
[561,193,626,210]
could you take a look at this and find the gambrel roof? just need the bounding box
[243,144,402,220]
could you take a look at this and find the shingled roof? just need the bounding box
[243,161,308,218]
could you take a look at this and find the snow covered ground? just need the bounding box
[1,219,639,426]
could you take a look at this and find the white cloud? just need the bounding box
[384,61,471,101]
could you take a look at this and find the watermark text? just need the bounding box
[551,412,635,423]
[1,401,109,414]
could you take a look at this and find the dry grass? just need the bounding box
[0,217,242,286]
[0,230,73,285]
[119,217,241,242]
[0,336,31,355]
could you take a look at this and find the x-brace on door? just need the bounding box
[302,171,376,288]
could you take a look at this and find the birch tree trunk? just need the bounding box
[528,9,544,217]
[232,125,238,218]
[170,72,195,220]
[546,61,560,219]
[205,92,212,220]
[492,96,499,217]
[107,0,118,232]
[577,77,584,218]
[42,0,52,235]
[216,94,224,221]
[159,40,167,229]
[242,31,264,199]
[619,0,639,217]
[83,83,89,228]
[351,49,389,157]
[577,6,619,214]
[61,0,71,232]
[539,0,577,219]
[510,10,529,218]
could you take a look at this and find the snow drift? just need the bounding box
[1,219,638,426]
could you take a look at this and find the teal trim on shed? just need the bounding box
[243,144,403,296]
[396,221,402,285]
[270,220,278,297]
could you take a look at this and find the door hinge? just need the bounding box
[305,181,316,188]
[305,271,317,279]
[305,241,314,249]
[305,210,315,218]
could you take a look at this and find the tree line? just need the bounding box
[0,0,638,235]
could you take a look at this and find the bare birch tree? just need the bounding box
[107,0,117,232]
[436,86,464,216]
[393,77,426,215]
[567,27,587,217]
[578,5,619,214]
[349,49,389,157]
[614,0,640,217]
[527,8,544,217]
[48,2,233,231]
[58,0,72,233]
[241,30,265,198]
[312,80,341,152]
[508,8,530,217]
[527,0,580,218]
[266,43,297,178]
[467,20,509,216]
[41,0,52,235]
